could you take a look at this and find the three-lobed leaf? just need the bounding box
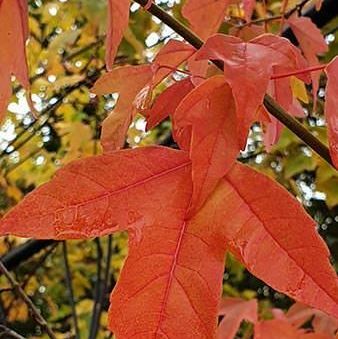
[194,33,308,148]
[0,147,225,337]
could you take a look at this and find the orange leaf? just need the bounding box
[93,40,195,152]
[287,16,328,109]
[1,149,337,335]
[324,56,338,169]
[187,57,209,86]
[220,163,338,319]
[92,65,153,151]
[255,319,305,339]
[152,40,196,84]
[144,78,194,130]
[109,176,228,338]
[174,76,240,212]
[0,147,191,240]
[262,34,309,148]
[255,319,332,339]
[287,302,338,336]
[0,147,227,338]
[287,303,321,328]
[106,0,130,70]
[195,33,307,148]
[217,297,258,339]
[243,0,256,22]
[0,0,29,123]
[182,0,231,40]
[265,69,305,148]
[229,24,265,41]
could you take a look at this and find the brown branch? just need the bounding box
[284,0,312,18]
[133,0,334,167]
[0,325,25,339]
[0,261,56,339]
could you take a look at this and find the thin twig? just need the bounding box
[0,68,103,160]
[3,243,58,315]
[236,0,309,28]
[133,0,334,167]
[237,0,312,27]
[63,38,104,62]
[284,0,312,18]
[62,242,80,339]
[0,325,26,339]
[4,147,41,176]
[0,261,56,339]
[1,240,57,272]
[242,14,283,26]
[1,243,58,327]
[21,243,58,290]
[89,238,103,339]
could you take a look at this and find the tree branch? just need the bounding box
[62,241,80,339]
[1,240,57,271]
[0,261,56,339]
[0,325,26,339]
[134,0,336,167]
